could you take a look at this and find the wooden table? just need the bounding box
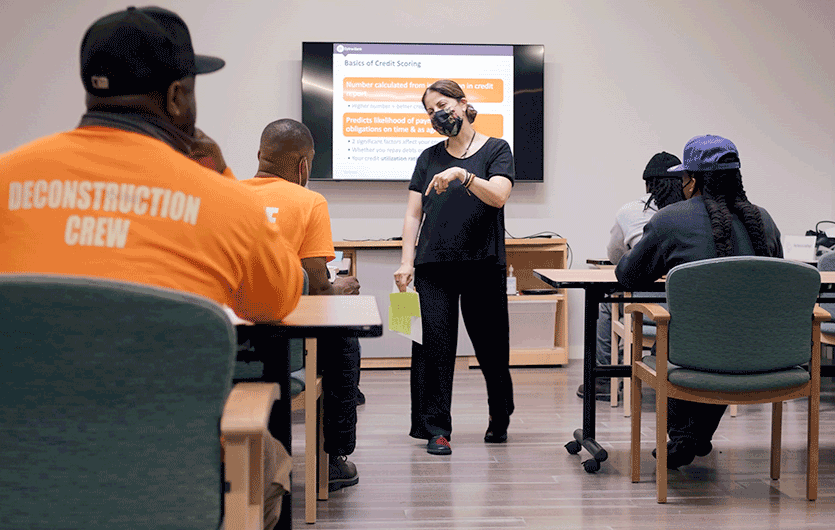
[333,238,569,367]
[533,268,835,473]
[234,295,382,529]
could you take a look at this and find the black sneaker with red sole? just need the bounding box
[427,435,452,455]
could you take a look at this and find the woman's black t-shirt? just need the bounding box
[408,137,514,266]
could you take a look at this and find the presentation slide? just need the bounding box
[331,43,514,181]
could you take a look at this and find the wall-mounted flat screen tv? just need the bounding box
[302,42,544,182]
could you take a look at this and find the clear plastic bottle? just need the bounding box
[506,264,517,295]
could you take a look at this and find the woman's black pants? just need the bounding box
[409,260,515,440]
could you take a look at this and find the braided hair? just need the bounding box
[645,177,685,211]
[691,154,768,257]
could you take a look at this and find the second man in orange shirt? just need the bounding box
[241,119,363,492]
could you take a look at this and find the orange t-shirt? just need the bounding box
[0,126,303,322]
[240,177,335,262]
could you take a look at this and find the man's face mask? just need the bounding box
[430,107,463,137]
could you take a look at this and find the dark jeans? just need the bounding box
[596,302,615,366]
[409,260,515,440]
[668,398,727,445]
[318,336,360,456]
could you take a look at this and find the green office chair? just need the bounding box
[626,257,826,503]
[817,250,835,352]
[0,274,277,529]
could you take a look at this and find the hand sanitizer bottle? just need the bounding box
[506,265,517,295]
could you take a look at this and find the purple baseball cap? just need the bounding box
[668,135,741,173]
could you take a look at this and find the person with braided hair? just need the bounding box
[578,152,686,401]
[606,152,687,266]
[615,135,782,468]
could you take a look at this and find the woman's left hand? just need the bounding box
[425,167,466,196]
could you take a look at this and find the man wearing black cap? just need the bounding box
[1,6,301,529]
[79,6,225,164]
[606,153,686,265]
[577,152,685,400]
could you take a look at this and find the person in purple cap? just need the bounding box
[616,134,783,468]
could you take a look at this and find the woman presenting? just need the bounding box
[394,79,515,455]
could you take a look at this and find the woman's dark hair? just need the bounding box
[422,79,478,123]
[691,153,768,257]
[645,178,685,211]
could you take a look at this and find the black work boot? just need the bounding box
[328,455,359,492]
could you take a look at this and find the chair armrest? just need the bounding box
[222,383,280,530]
[814,305,830,323]
[626,303,669,377]
[222,382,279,435]
[624,302,670,324]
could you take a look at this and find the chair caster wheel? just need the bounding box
[582,458,600,473]
[565,440,581,455]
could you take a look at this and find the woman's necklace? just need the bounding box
[446,131,476,158]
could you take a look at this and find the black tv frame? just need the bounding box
[302,42,544,182]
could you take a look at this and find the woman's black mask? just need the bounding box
[430,108,463,137]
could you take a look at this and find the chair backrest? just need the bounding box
[0,274,236,530]
[665,256,820,373]
[818,250,835,322]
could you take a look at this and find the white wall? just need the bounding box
[2,0,833,358]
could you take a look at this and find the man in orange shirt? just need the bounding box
[241,119,363,492]
[0,7,300,529]
[1,7,302,321]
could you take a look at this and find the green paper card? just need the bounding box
[388,290,422,343]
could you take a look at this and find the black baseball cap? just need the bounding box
[80,6,225,96]
[643,151,684,180]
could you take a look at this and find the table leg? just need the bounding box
[564,286,608,472]
[256,333,292,530]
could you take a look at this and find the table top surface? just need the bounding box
[334,237,566,249]
[534,268,835,291]
[232,295,383,338]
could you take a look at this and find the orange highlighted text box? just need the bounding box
[343,113,503,138]
[343,78,503,103]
